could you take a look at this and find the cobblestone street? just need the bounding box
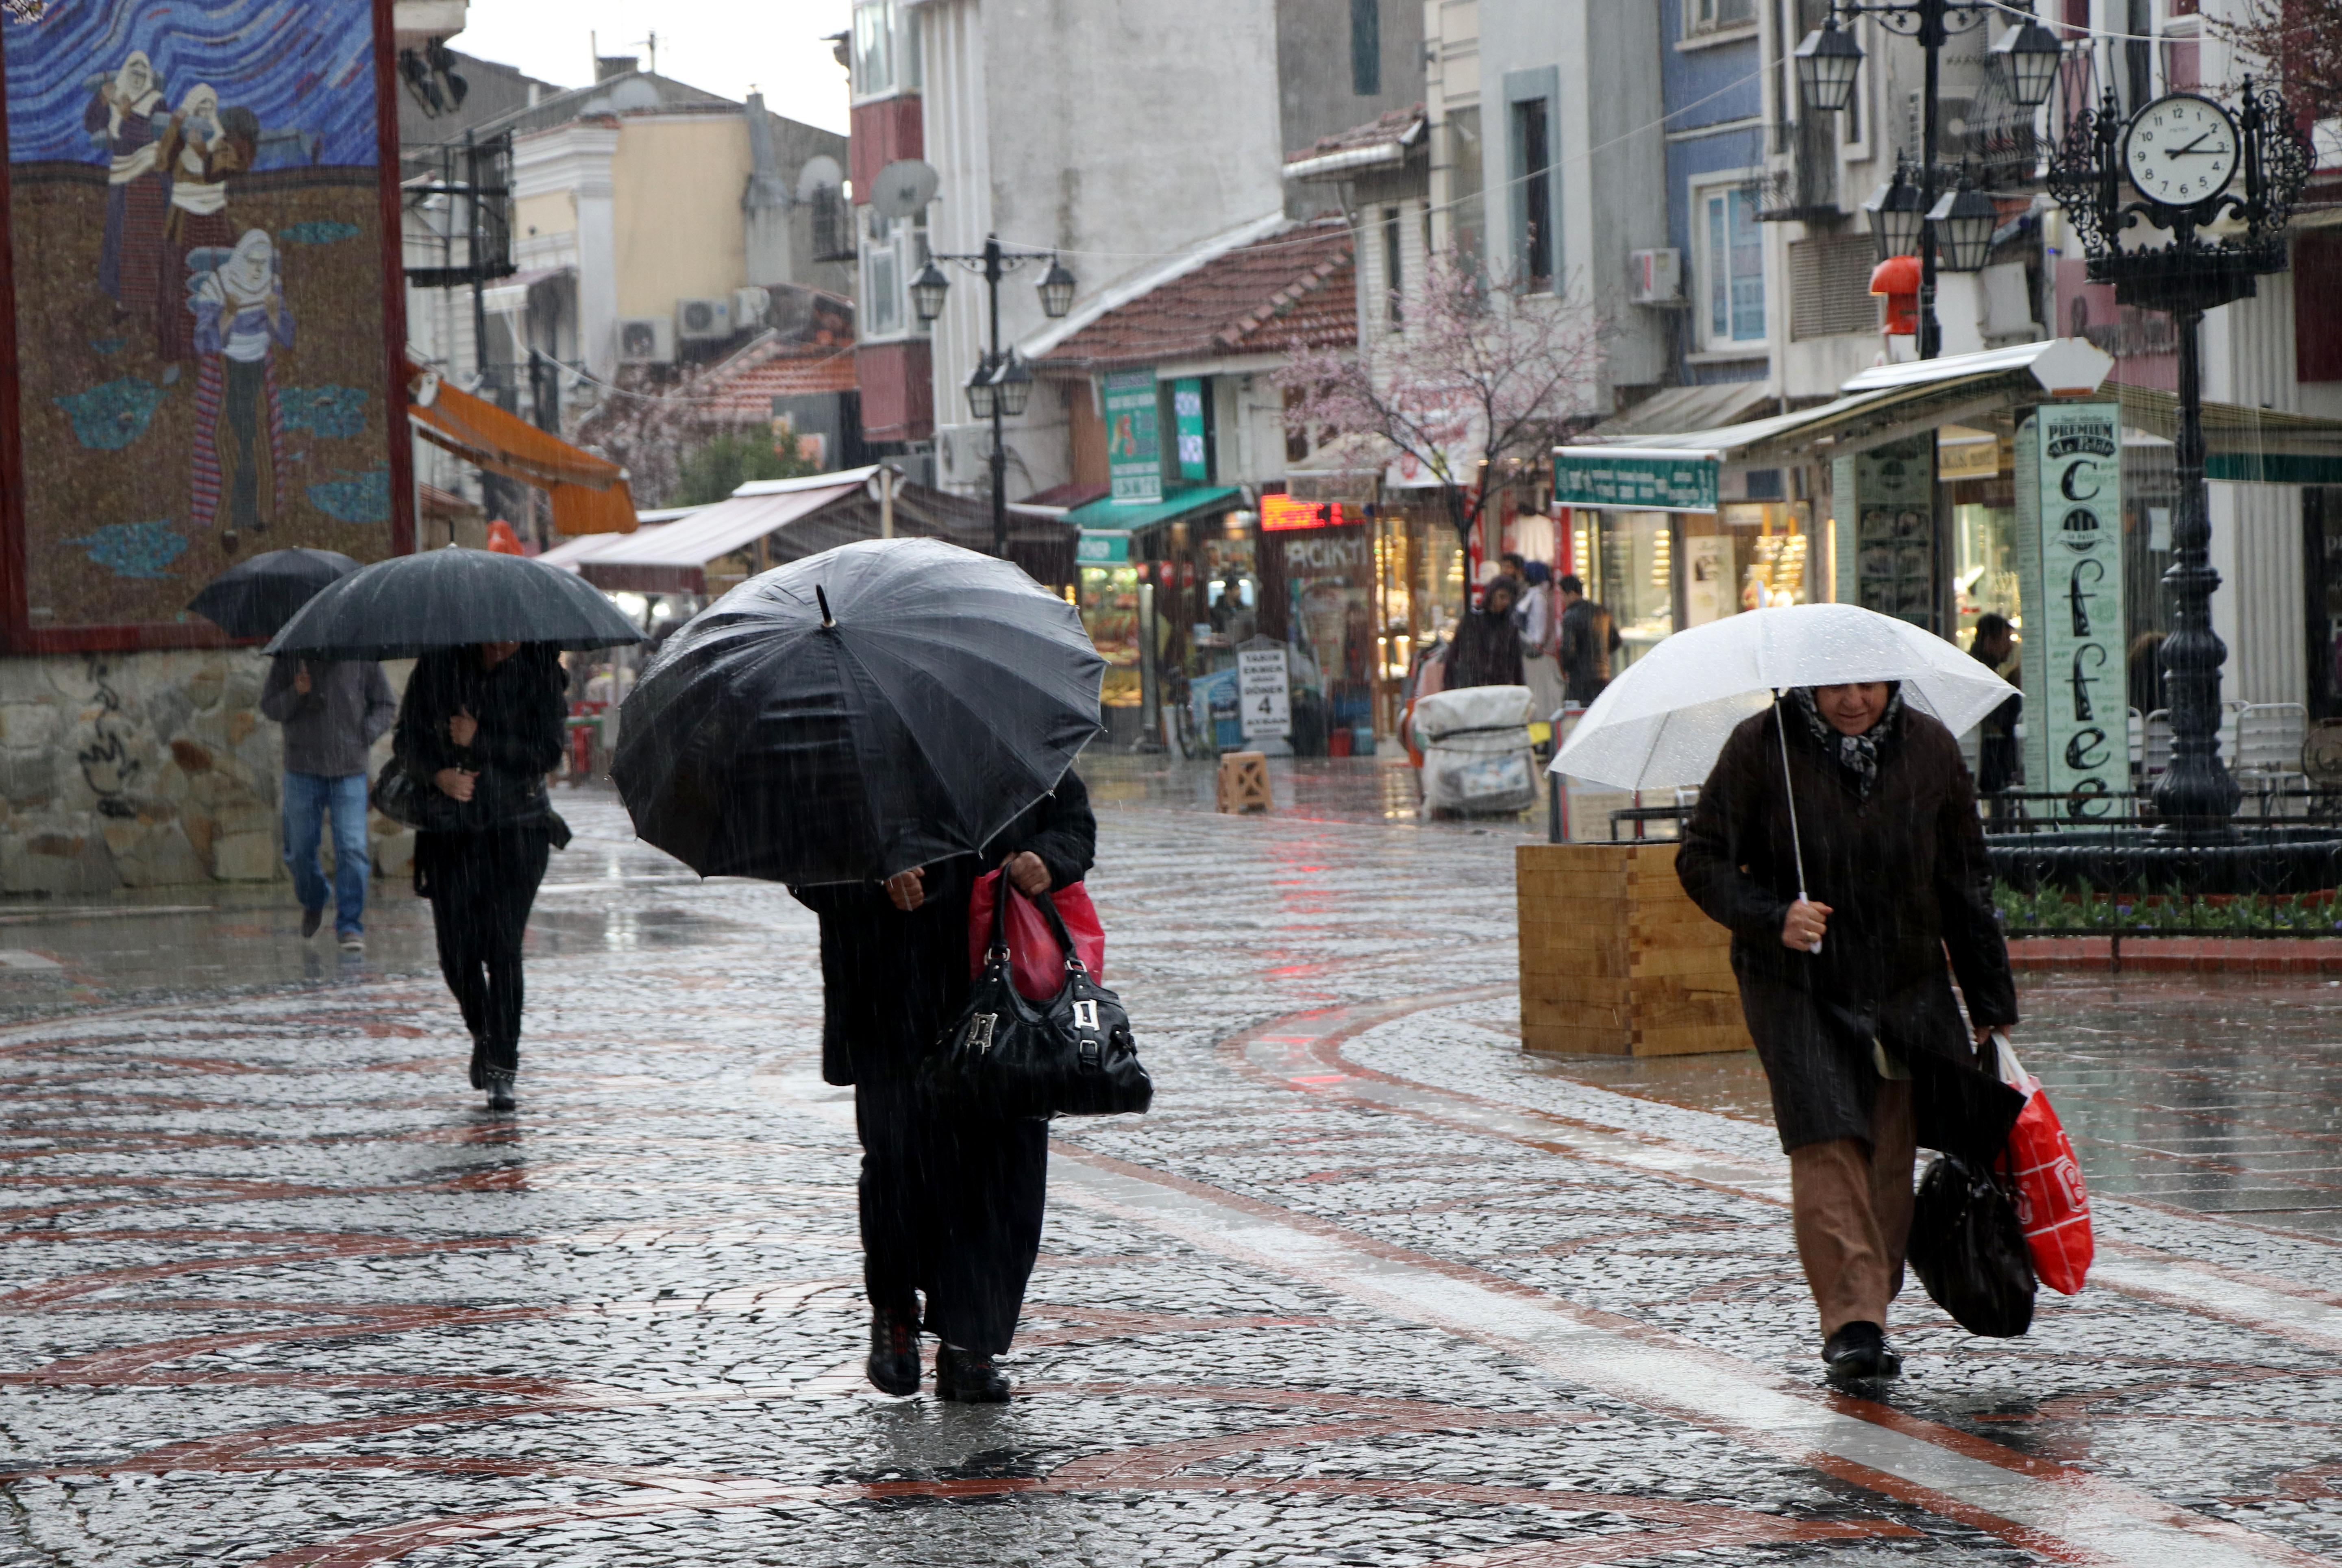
[1,758,2338,1566]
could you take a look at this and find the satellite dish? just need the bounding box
[870,159,939,220]
[796,154,843,205]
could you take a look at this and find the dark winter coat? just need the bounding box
[1446,590,1527,690]
[392,645,568,833]
[260,656,396,778]
[1557,598,1620,704]
[793,771,1098,1087]
[1676,703,2022,1155]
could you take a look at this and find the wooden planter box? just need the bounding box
[1517,842,1753,1057]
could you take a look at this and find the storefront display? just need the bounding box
[1589,511,1675,671]
[1833,434,1939,635]
[1078,562,1143,709]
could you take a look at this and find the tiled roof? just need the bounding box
[680,331,858,423]
[1284,105,1426,170]
[1040,220,1355,374]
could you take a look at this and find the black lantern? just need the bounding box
[964,354,998,421]
[1990,17,2064,110]
[1863,162,1924,261]
[1926,170,1998,272]
[993,352,1034,418]
[910,261,950,324]
[1038,256,1077,319]
[1794,17,1864,115]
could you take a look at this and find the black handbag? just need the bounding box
[1909,1151,2037,1338]
[369,753,471,833]
[925,880,1152,1119]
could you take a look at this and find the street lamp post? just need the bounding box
[911,235,1076,560]
[1796,3,2061,357]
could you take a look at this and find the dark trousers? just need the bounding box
[853,1064,1047,1356]
[419,827,549,1077]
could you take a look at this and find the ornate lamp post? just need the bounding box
[2047,83,2310,833]
[911,235,1076,560]
[1796,3,2061,355]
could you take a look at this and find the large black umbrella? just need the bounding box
[613,537,1103,886]
[186,548,360,639]
[264,546,644,660]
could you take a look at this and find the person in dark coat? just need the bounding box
[1446,577,1528,690]
[1554,575,1621,705]
[1677,682,2022,1383]
[791,772,1097,1404]
[393,641,569,1111]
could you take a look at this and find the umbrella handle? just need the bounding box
[1772,690,1821,955]
[816,586,836,629]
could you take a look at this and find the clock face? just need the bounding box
[2122,94,2240,209]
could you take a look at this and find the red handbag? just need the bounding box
[968,870,1105,1003]
[1993,1035,2093,1296]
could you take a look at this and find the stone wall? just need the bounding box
[0,649,413,895]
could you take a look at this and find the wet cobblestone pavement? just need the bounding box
[0,757,2336,1565]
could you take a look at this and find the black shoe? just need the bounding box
[300,906,324,939]
[483,1073,516,1112]
[1822,1320,1902,1383]
[934,1343,1011,1403]
[866,1306,921,1396]
[467,1035,486,1091]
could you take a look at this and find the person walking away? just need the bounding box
[1968,614,2022,809]
[1446,577,1527,690]
[792,773,1097,1404]
[261,654,396,952]
[1676,682,2020,1383]
[393,641,568,1111]
[1516,563,1565,724]
[1555,575,1621,705]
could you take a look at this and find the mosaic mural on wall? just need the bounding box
[2,0,405,644]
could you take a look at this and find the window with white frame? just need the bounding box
[860,206,927,340]
[1700,185,1767,346]
[851,1,920,100]
[1686,0,1756,37]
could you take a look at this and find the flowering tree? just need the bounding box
[2208,0,2342,124]
[1276,250,1602,614]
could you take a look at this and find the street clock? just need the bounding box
[2122,93,2241,210]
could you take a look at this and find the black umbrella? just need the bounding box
[186,548,360,639]
[263,546,644,661]
[613,537,1103,886]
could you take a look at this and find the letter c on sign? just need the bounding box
[2060,460,2101,502]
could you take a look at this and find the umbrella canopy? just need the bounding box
[1555,603,2016,791]
[612,536,1104,886]
[186,548,359,640]
[263,546,645,661]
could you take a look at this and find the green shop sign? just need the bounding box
[1552,448,1719,513]
[1103,369,1162,505]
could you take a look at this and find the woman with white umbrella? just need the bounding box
[1557,605,2024,1384]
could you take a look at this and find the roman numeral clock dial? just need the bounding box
[2122,93,2241,209]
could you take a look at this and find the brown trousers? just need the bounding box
[1787,1078,1915,1340]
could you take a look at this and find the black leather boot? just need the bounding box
[483,1072,516,1112]
[934,1343,1011,1403]
[866,1305,921,1396]
[1822,1320,1902,1382]
[467,1035,486,1091]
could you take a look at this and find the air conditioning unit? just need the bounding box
[675,297,732,340]
[617,316,673,364]
[1628,248,1682,305]
[936,423,989,482]
[732,286,771,331]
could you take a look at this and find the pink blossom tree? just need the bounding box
[1276,250,1603,614]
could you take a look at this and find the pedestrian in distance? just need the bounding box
[260,653,395,953]
[391,640,569,1112]
[1968,613,2022,801]
[1516,562,1566,723]
[1677,681,2020,1384]
[1445,575,1527,690]
[791,772,1097,1404]
[1554,575,1620,706]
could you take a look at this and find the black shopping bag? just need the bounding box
[1909,1151,2036,1337]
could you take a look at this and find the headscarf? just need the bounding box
[1790,683,1903,801]
[107,52,161,136]
[1520,560,1552,588]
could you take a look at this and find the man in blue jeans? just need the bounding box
[261,655,397,952]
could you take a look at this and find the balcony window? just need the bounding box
[1511,97,1553,292]
[852,1,919,100]
[860,207,928,340]
[1702,186,1766,344]
[1687,0,1756,37]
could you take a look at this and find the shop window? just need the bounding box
[1701,187,1766,345]
[1351,0,1380,96]
[1588,512,1675,671]
[2298,232,2342,383]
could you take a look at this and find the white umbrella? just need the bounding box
[1552,602,2016,924]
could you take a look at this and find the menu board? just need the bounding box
[1835,436,1939,635]
[2016,403,2125,823]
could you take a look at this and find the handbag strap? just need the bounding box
[990,870,1086,974]
[986,867,1014,960]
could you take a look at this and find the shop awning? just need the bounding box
[1067,485,1244,564]
[2105,385,2342,483]
[406,361,640,536]
[535,508,697,574]
[1587,382,1778,439]
[577,469,877,593]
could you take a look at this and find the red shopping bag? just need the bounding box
[1992,1034,2093,1295]
[967,870,1106,1002]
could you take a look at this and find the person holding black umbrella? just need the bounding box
[260,653,395,951]
[392,640,570,1111]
